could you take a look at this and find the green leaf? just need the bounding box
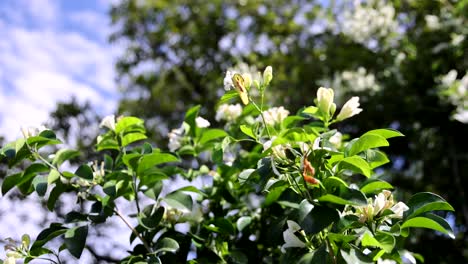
[64,225,88,258]
[48,169,61,184]
[121,132,147,147]
[217,90,239,106]
[401,216,454,238]
[301,106,318,116]
[405,192,454,219]
[264,180,288,206]
[363,129,404,139]
[154,237,179,254]
[239,125,256,139]
[199,129,228,144]
[236,216,252,231]
[52,149,80,166]
[301,206,339,235]
[1,173,22,195]
[31,223,67,250]
[75,164,94,180]
[184,105,201,135]
[337,156,371,177]
[143,181,163,200]
[375,231,396,253]
[238,169,255,184]
[340,248,373,264]
[365,149,390,169]
[318,188,367,206]
[298,244,328,264]
[32,175,48,196]
[346,134,389,157]
[115,116,145,134]
[17,163,50,194]
[138,205,164,230]
[47,182,66,211]
[164,191,193,212]
[137,153,179,175]
[360,179,393,195]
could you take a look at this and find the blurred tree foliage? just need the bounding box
[108,0,468,262]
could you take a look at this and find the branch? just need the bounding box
[113,208,152,254]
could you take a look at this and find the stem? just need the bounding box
[132,172,141,214]
[250,100,272,138]
[325,237,337,264]
[114,208,152,253]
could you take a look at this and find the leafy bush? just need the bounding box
[1,67,454,263]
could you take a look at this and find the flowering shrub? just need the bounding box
[0,66,454,263]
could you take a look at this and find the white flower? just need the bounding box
[258,106,290,126]
[451,33,465,46]
[377,258,397,264]
[4,256,16,264]
[168,125,185,152]
[263,136,287,160]
[224,70,235,91]
[215,104,242,122]
[316,87,335,115]
[329,132,342,148]
[336,97,363,121]
[195,116,210,128]
[441,70,458,87]
[373,192,387,215]
[425,15,440,30]
[263,66,273,86]
[20,125,47,138]
[281,220,306,252]
[453,108,468,123]
[390,202,409,219]
[100,115,116,130]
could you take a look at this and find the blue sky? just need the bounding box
[0,0,119,141]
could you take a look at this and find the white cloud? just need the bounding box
[0,2,118,141]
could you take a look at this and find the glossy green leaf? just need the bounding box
[363,129,404,139]
[137,153,179,175]
[298,199,314,222]
[405,192,454,219]
[338,156,371,177]
[346,134,388,157]
[264,180,288,206]
[301,205,339,235]
[64,225,88,258]
[32,175,48,196]
[401,216,454,238]
[199,129,228,144]
[164,191,193,212]
[217,90,239,106]
[75,164,94,180]
[154,237,179,254]
[318,188,367,206]
[30,223,67,250]
[52,149,80,166]
[360,179,393,195]
[236,216,252,231]
[239,125,256,139]
[365,149,390,169]
[115,116,145,134]
[340,248,373,264]
[138,205,164,230]
[48,169,61,184]
[121,132,147,147]
[1,173,22,195]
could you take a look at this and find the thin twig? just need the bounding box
[113,208,152,253]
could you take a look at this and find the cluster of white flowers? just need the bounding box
[425,15,441,30]
[215,104,243,122]
[340,67,381,94]
[257,106,290,126]
[224,62,262,91]
[353,190,409,223]
[168,125,185,152]
[342,0,398,44]
[438,70,468,123]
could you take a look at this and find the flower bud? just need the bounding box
[316,87,335,117]
[336,97,363,121]
[263,66,273,86]
[242,73,252,90]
